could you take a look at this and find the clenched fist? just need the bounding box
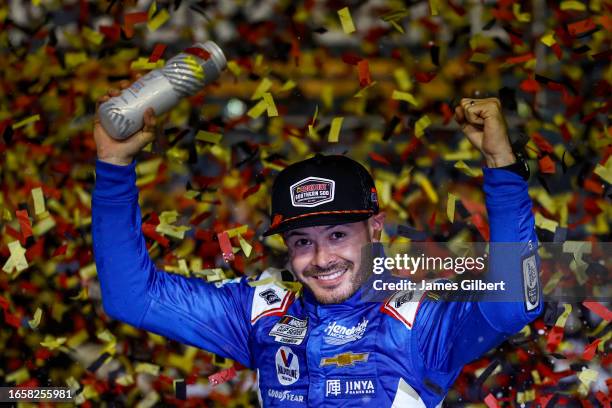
[454,97,516,168]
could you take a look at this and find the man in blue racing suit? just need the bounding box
[92,93,542,407]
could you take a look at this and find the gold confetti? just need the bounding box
[12,114,40,129]
[147,9,170,31]
[393,68,412,91]
[135,362,160,376]
[28,308,43,329]
[238,235,253,258]
[31,187,46,216]
[337,7,356,34]
[6,367,30,384]
[594,156,612,184]
[79,263,97,280]
[391,90,418,106]
[535,212,558,233]
[413,173,439,203]
[40,335,67,350]
[156,211,191,239]
[540,31,557,46]
[226,225,248,238]
[251,77,273,100]
[263,92,279,117]
[578,368,598,396]
[415,115,431,138]
[429,0,441,15]
[447,193,457,223]
[147,0,157,19]
[65,52,88,69]
[561,0,586,10]
[454,161,483,178]
[328,117,344,142]
[196,130,223,144]
[82,27,104,45]
[2,240,28,274]
[227,61,242,76]
[247,99,267,119]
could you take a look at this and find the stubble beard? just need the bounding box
[302,260,369,304]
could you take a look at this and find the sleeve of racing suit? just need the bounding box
[413,167,543,373]
[92,159,253,368]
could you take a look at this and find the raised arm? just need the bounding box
[91,87,253,367]
[411,98,542,373]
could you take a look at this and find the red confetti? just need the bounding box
[539,394,555,408]
[123,12,148,38]
[520,78,542,93]
[583,301,612,321]
[470,213,490,242]
[414,71,436,83]
[595,391,611,408]
[16,209,32,243]
[538,155,556,174]
[341,52,362,65]
[531,132,554,153]
[484,393,500,408]
[184,47,211,61]
[547,325,565,351]
[568,18,597,36]
[505,52,535,65]
[217,231,234,262]
[148,43,167,63]
[208,366,237,386]
[142,223,170,247]
[582,338,601,361]
[242,184,261,199]
[357,60,372,87]
[368,152,390,165]
[441,102,453,124]
[52,244,67,257]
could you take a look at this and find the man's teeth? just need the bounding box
[314,270,345,281]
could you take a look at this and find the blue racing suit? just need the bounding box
[92,159,543,407]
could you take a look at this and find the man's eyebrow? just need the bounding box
[285,230,308,238]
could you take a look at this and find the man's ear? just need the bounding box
[368,212,386,242]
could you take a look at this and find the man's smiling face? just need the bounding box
[283,214,384,304]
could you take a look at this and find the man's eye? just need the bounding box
[330,231,346,240]
[294,239,311,247]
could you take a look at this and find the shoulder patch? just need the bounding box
[380,288,428,330]
[250,269,296,324]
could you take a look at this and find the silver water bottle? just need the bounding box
[99,41,227,140]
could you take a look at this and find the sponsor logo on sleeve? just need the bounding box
[267,389,305,403]
[320,352,369,367]
[523,254,540,311]
[269,315,308,345]
[325,378,377,398]
[290,177,335,207]
[275,346,300,385]
[324,317,368,345]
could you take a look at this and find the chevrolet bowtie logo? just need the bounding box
[320,352,369,367]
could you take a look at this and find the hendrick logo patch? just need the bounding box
[269,315,308,345]
[522,254,539,311]
[260,288,281,305]
[290,177,335,207]
[324,318,368,345]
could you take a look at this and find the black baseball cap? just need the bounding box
[263,154,379,236]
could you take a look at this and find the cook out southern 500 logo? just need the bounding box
[275,346,300,385]
[290,177,335,207]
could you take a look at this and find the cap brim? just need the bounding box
[262,212,375,236]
